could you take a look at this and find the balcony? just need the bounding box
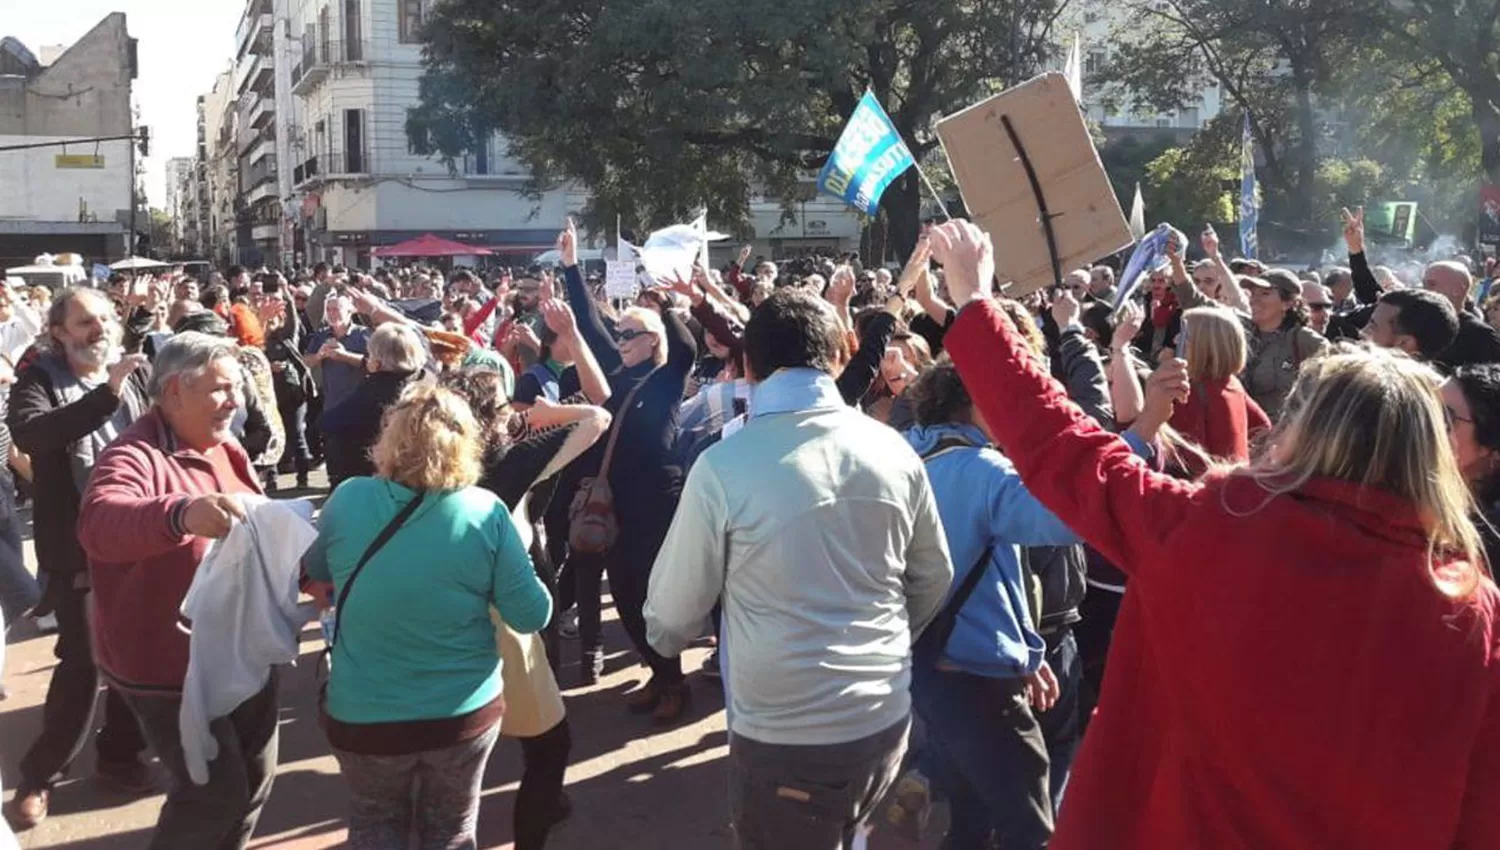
[251,223,281,242]
[235,11,272,61]
[293,150,367,188]
[249,95,275,131]
[243,132,274,166]
[247,180,280,206]
[291,39,364,96]
[235,53,273,97]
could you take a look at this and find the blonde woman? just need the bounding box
[303,385,552,850]
[1112,303,1270,465]
[932,218,1500,850]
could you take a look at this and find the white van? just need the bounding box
[5,263,89,291]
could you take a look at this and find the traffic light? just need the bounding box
[136,126,150,158]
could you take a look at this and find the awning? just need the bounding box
[371,233,492,258]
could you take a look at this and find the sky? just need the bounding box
[7,0,243,210]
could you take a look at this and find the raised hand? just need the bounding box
[1051,289,1081,329]
[508,323,542,353]
[1112,301,1145,352]
[827,266,856,304]
[896,235,932,297]
[559,217,579,268]
[1341,206,1365,255]
[107,353,148,395]
[1201,224,1221,258]
[540,298,579,339]
[926,220,994,305]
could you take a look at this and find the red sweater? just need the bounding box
[945,299,1500,850]
[79,409,262,692]
[1170,374,1271,463]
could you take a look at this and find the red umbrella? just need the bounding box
[371,233,493,257]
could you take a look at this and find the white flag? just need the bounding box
[1129,182,1146,240]
[1064,33,1082,101]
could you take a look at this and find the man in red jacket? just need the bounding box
[78,331,271,850]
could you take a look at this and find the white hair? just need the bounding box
[147,332,240,401]
[367,323,427,372]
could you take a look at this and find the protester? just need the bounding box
[1363,289,1460,363]
[0,389,34,633]
[558,220,698,717]
[645,288,954,850]
[226,308,285,490]
[1087,266,1116,302]
[1113,302,1270,465]
[1421,260,1500,370]
[77,331,274,848]
[304,385,552,850]
[321,323,432,489]
[1301,281,1334,336]
[304,295,371,416]
[1442,364,1500,564]
[6,289,151,830]
[931,217,1500,850]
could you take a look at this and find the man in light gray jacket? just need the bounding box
[645,289,953,850]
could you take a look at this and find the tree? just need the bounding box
[1374,0,1500,183]
[409,0,1070,260]
[1097,0,1361,222]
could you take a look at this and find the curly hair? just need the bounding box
[438,368,514,451]
[909,354,972,427]
[372,385,483,492]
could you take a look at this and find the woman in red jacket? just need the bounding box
[1114,303,1270,466]
[928,219,1500,850]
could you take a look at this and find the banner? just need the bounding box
[1239,113,1258,259]
[1481,185,1500,247]
[1114,224,1172,311]
[817,91,916,216]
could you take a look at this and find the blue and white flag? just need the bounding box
[817,91,916,216]
[1239,113,1258,259]
[1114,223,1172,311]
[92,263,112,281]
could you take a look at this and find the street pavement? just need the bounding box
[0,470,943,849]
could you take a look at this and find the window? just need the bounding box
[344,0,363,61]
[399,0,424,43]
[1154,117,1172,128]
[1084,11,1099,23]
[1085,50,1107,75]
[344,109,365,172]
[407,108,428,155]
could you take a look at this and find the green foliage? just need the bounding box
[409,0,1067,258]
[1143,145,1235,227]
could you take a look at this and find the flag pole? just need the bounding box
[915,165,951,220]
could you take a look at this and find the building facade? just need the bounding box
[0,14,137,267]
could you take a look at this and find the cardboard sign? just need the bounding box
[605,260,639,298]
[936,72,1132,297]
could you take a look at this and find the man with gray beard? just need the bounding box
[5,288,153,831]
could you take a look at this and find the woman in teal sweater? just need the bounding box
[304,384,552,849]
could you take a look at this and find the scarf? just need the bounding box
[35,350,145,494]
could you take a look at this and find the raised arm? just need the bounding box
[1200,225,1250,314]
[836,309,897,406]
[662,308,698,384]
[541,299,610,405]
[932,220,1200,577]
[1342,207,1382,306]
[561,241,623,375]
[1166,227,1214,312]
[9,357,147,454]
[1050,291,1115,429]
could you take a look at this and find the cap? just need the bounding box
[1243,269,1302,299]
[1300,281,1333,308]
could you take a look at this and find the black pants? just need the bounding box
[514,719,571,850]
[120,672,279,850]
[306,392,324,460]
[573,547,683,686]
[1037,627,1082,811]
[19,581,146,791]
[1074,589,1124,726]
[274,396,310,477]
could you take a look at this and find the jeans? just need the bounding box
[0,484,38,627]
[120,672,280,850]
[1074,589,1124,724]
[332,723,501,850]
[19,582,147,791]
[275,398,310,476]
[911,664,1052,850]
[728,716,909,850]
[572,549,683,685]
[1037,627,1081,812]
[514,719,571,850]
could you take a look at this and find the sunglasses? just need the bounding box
[616,328,648,342]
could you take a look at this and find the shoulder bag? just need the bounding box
[568,377,650,554]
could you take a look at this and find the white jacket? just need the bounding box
[178,496,317,785]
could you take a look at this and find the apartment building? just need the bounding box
[234,0,284,266]
[0,14,137,266]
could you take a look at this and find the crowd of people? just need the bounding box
[0,205,1497,850]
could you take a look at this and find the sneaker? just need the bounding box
[6,787,48,831]
[558,609,579,640]
[700,648,722,679]
[578,648,604,687]
[884,768,933,842]
[95,757,156,795]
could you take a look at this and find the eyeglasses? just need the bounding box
[1308,303,1332,313]
[616,328,648,342]
[1444,404,1473,431]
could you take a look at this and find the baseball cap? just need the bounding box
[1243,269,1302,299]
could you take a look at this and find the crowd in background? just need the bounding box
[0,206,1498,850]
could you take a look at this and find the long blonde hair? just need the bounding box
[1181,306,1246,382]
[1236,348,1486,600]
[372,385,483,492]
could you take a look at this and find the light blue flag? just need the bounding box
[817,92,916,216]
[1114,223,1172,311]
[1239,113,1258,259]
[92,264,112,280]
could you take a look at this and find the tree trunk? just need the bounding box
[883,169,923,264]
[1475,99,1500,184]
[1289,77,1319,222]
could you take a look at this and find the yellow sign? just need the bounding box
[55,154,105,169]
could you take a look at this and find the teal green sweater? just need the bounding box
[305,477,552,724]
